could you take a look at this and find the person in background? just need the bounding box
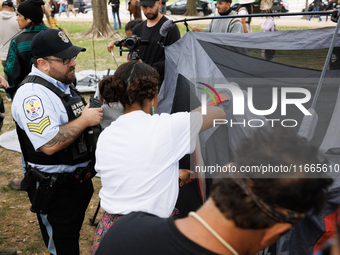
[58,0,67,17]
[106,19,142,50]
[260,0,276,60]
[0,75,9,89]
[260,0,275,32]
[125,19,142,36]
[159,0,167,14]
[106,19,142,63]
[49,0,60,28]
[107,0,180,88]
[237,0,254,33]
[99,19,143,129]
[4,0,48,191]
[67,0,76,18]
[95,127,333,255]
[308,0,322,21]
[0,0,21,78]
[4,0,47,99]
[108,0,121,30]
[92,60,226,253]
[324,0,336,21]
[192,0,243,33]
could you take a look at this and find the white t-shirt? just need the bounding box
[238,7,252,33]
[95,111,203,218]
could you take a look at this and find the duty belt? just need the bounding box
[26,164,95,187]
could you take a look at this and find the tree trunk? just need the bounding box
[185,0,198,16]
[81,0,118,38]
[302,0,309,19]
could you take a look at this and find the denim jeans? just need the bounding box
[308,7,322,21]
[112,11,121,30]
[59,4,66,16]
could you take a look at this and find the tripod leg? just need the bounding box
[89,200,101,226]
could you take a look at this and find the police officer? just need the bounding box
[11,29,103,255]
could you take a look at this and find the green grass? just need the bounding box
[167,0,179,4]
[0,170,11,176]
[0,185,28,204]
[0,21,317,76]
[20,244,43,253]
[58,21,92,34]
[57,21,129,71]
[0,185,11,193]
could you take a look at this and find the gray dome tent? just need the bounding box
[158,29,340,254]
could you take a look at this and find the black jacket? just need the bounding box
[4,25,48,98]
[109,0,120,12]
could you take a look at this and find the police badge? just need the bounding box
[58,31,70,43]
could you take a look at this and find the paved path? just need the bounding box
[55,5,336,28]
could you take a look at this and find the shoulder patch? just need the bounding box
[27,117,51,134]
[23,96,44,121]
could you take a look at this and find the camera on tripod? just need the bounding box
[114,35,149,61]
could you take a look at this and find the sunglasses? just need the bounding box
[43,56,77,65]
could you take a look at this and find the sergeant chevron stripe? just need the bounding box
[27,117,51,134]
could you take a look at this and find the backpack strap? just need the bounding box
[227,18,242,33]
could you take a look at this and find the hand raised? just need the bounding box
[0,76,9,89]
[107,40,115,53]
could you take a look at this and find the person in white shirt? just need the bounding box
[93,60,226,253]
[260,0,275,32]
[237,0,254,33]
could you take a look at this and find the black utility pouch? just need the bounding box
[31,183,49,213]
[67,166,96,190]
[67,167,83,190]
[29,169,58,214]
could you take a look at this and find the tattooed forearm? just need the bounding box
[44,126,82,148]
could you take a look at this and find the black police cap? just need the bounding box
[31,29,86,59]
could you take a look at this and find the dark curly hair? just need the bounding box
[210,127,333,229]
[99,61,159,107]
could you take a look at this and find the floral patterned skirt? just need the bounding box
[92,208,179,254]
[92,212,123,254]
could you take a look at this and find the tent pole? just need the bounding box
[311,10,340,109]
[297,10,340,142]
